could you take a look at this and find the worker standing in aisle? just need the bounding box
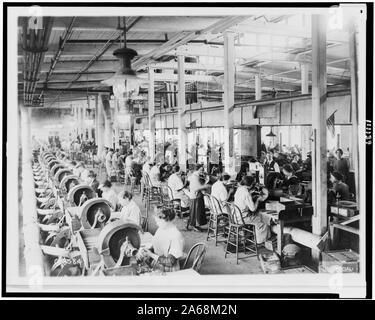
[105,149,113,179]
[333,148,350,183]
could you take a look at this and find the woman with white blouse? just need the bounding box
[138,207,185,272]
[118,191,142,227]
[99,180,119,211]
[233,175,271,244]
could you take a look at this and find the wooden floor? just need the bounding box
[111,181,267,275]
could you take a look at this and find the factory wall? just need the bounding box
[134,94,352,130]
[29,108,76,143]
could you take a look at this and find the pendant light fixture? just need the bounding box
[101,17,141,99]
[266,126,276,137]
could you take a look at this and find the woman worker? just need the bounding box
[138,207,185,272]
[99,180,119,211]
[105,149,114,179]
[183,164,210,231]
[328,171,350,204]
[281,164,300,196]
[86,171,101,197]
[233,175,271,244]
[117,191,142,227]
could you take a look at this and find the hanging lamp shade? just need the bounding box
[101,47,141,92]
[113,47,138,76]
[101,35,143,99]
[266,126,276,137]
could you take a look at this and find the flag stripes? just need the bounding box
[326,110,337,138]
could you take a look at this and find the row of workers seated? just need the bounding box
[142,159,352,238]
[62,148,352,219]
[40,155,200,274]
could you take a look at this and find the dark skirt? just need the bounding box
[188,192,207,227]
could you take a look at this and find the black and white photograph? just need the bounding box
[2,2,372,299]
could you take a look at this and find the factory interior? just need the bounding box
[14,8,365,279]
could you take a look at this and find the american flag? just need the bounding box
[326,110,337,138]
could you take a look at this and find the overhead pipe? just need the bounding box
[65,38,223,45]
[24,21,39,103]
[23,17,54,106]
[29,17,54,104]
[47,17,143,108]
[21,18,28,103]
[38,17,76,101]
[23,17,38,104]
[42,87,111,93]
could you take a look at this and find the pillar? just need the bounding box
[255,73,262,100]
[301,62,310,94]
[349,21,360,200]
[87,98,93,141]
[72,105,77,138]
[301,126,312,159]
[177,55,187,171]
[148,67,156,161]
[130,113,135,146]
[78,104,83,140]
[75,105,80,138]
[100,94,113,149]
[311,14,328,263]
[223,32,236,174]
[96,95,105,157]
[114,100,120,150]
[253,73,262,120]
[81,103,86,141]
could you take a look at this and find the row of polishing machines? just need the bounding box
[33,151,149,276]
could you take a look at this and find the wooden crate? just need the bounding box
[330,203,358,218]
[321,249,359,273]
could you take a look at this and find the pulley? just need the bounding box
[50,163,66,177]
[96,220,141,268]
[67,184,96,206]
[42,154,55,162]
[54,168,73,185]
[59,174,80,193]
[45,155,57,163]
[79,198,112,229]
[47,160,60,170]
[35,180,48,188]
[35,188,52,196]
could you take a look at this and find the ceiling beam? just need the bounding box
[17,43,157,57]
[132,16,251,70]
[229,18,348,43]
[44,16,226,33]
[45,17,142,107]
[38,72,115,82]
[18,60,119,73]
[38,17,77,101]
